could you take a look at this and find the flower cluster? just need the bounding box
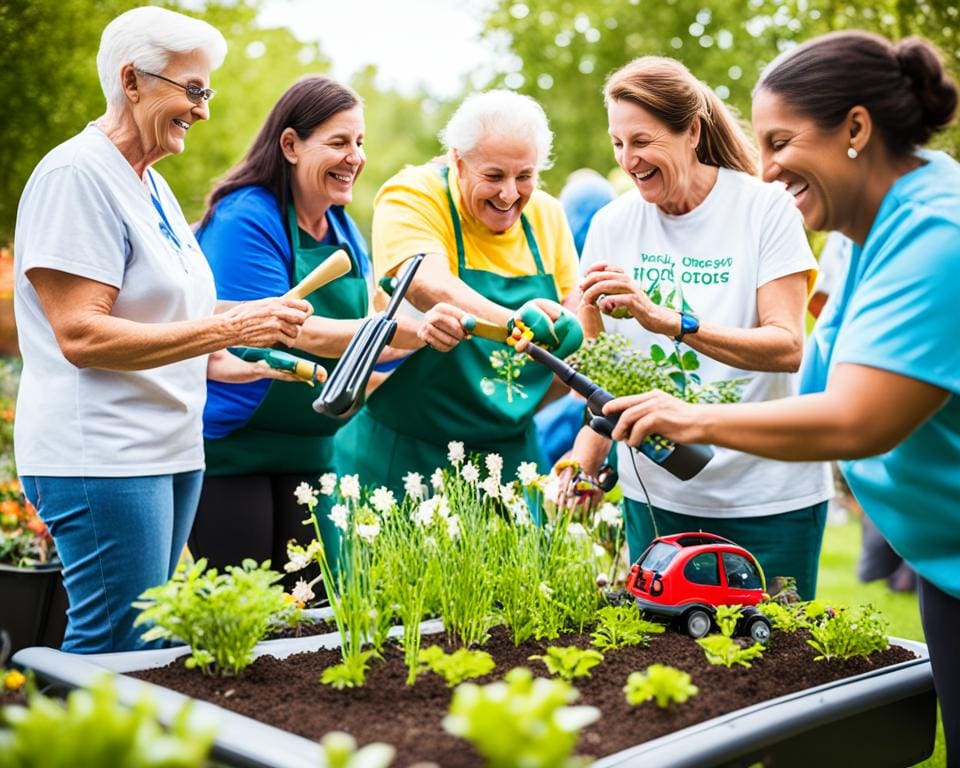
[0,481,55,567]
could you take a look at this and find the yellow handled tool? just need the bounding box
[284,249,351,300]
[460,314,508,342]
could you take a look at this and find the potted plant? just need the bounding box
[0,361,67,655]
[11,451,938,767]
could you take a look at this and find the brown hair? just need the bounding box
[200,76,361,229]
[604,56,758,176]
[756,31,957,158]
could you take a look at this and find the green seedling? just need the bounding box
[624,664,699,708]
[807,604,889,661]
[0,673,214,767]
[590,604,665,651]
[318,731,395,768]
[320,651,377,690]
[134,558,300,676]
[697,634,766,668]
[443,667,600,768]
[530,646,604,681]
[758,601,809,633]
[714,604,744,638]
[417,646,495,687]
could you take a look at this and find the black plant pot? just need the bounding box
[0,562,67,655]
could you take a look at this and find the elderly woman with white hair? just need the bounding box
[13,6,311,653]
[335,90,580,494]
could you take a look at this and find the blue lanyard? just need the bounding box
[147,171,183,251]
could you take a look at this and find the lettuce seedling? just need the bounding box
[321,651,377,690]
[134,558,300,676]
[530,646,604,681]
[590,604,665,651]
[697,635,766,668]
[758,601,809,633]
[624,664,699,708]
[443,667,600,768]
[0,673,214,767]
[714,605,744,638]
[807,604,889,661]
[417,646,495,687]
[318,730,395,768]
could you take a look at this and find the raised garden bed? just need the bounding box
[12,623,935,768]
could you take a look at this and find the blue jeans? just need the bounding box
[21,472,202,653]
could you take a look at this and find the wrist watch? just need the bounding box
[674,311,700,343]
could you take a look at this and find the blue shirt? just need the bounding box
[199,186,370,439]
[801,150,960,599]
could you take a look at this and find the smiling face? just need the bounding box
[285,106,365,211]
[607,98,700,213]
[752,89,856,233]
[454,134,538,234]
[133,49,212,158]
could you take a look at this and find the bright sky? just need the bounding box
[257,0,497,97]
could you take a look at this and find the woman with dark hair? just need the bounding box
[566,56,832,599]
[606,32,959,762]
[188,76,421,582]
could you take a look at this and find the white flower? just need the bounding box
[479,476,500,500]
[436,495,451,520]
[542,474,561,505]
[329,504,349,531]
[567,522,588,539]
[293,482,318,508]
[445,514,461,539]
[500,483,517,504]
[319,473,337,496]
[517,461,539,486]
[447,441,465,466]
[484,453,503,480]
[370,486,397,514]
[403,472,425,500]
[461,461,480,484]
[413,497,438,527]
[539,581,554,599]
[508,498,531,525]
[430,468,444,491]
[292,579,315,605]
[593,543,607,559]
[357,519,381,544]
[596,502,622,528]
[284,551,310,573]
[339,474,360,500]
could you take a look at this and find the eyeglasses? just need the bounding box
[138,70,215,104]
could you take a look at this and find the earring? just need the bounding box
[847,146,859,159]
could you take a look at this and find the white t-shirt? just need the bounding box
[14,124,216,477]
[581,168,832,517]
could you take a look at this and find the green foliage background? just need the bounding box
[0,0,957,242]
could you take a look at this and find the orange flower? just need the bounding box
[0,408,13,421]
[0,499,20,519]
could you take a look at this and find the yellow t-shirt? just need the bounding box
[371,161,579,299]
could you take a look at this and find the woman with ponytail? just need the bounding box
[607,32,959,763]
[567,56,832,601]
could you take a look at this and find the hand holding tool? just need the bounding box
[229,347,326,386]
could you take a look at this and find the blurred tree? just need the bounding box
[480,0,959,189]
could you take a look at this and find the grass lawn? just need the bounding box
[818,517,946,768]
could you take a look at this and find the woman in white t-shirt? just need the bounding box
[566,56,832,599]
[14,7,311,653]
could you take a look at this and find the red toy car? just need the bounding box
[626,532,772,643]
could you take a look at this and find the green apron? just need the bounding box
[335,166,558,495]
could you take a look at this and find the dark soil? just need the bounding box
[132,626,915,767]
[266,616,337,640]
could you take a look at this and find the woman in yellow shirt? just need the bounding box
[335,90,579,493]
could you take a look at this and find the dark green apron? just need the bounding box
[204,204,369,477]
[335,166,558,494]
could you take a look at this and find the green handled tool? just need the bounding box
[229,347,326,387]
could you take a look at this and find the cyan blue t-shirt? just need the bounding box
[198,186,370,439]
[801,150,960,599]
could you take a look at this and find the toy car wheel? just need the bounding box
[684,608,712,638]
[746,615,772,644]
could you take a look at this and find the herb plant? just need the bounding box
[758,601,810,633]
[133,558,300,676]
[807,605,889,661]
[590,605,665,651]
[530,646,604,681]
[317,731,395,768]
[624,664,699,708]
[714,605,744,638]
[417,646,495,687]
[0,673,214,767]
[443,667,600,768]
[697,635,766,668]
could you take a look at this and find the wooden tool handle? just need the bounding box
[461,314,508,343]
[284,249,351,300]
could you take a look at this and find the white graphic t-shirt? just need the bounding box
[581,168,832,517]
